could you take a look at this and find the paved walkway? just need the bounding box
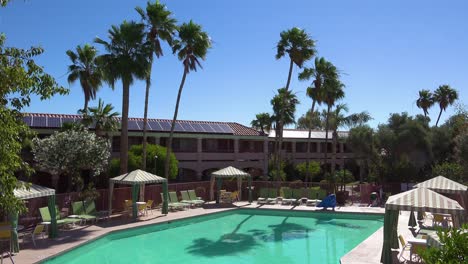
[10,202,388,264]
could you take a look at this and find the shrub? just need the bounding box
[420,224,468,264]
[432,162,464,183]
[296,161,321,182]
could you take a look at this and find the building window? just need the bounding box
[239,140,263,153]
[112,136,120,152]
[172,138,197,152]
[202,139,234,153]
[296,142,307,153]
[282,142,293,153]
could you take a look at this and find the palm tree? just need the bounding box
[251,113,272,134]
[82,98,119,138]
[297,109,322,130]
[163,21,211,180]
[275,27,316,180]
[136,1,178,170]
[95,21,151,173]
[66,44,102,112]
[416,89,434,118]
[270,88,299,182]
[298,57,338,183]
[323,78,345,175]
[433,85,459,127]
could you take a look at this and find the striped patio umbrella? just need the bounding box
[414,176,467,194]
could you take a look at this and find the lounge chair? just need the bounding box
[305,188,322,206]
[266,188,278,204]
[187,190,204,203]
[39,206,81,226]
[257,188,269,204]
[317,194,337,210]
[83,200,107,221]
[145,200,154,214]
[181,191,203,206]
[71,201,97,223]
[169,192,191,209]
[160,193,184,211]
[398,235,411,261]
[280,188,296,205]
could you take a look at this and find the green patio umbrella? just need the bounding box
[408,210,417,227]
[210,166,253,204]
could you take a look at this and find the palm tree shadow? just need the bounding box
[186,233,258,256]
[316,218,366,229]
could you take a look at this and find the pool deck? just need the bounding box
[9,202,411,264]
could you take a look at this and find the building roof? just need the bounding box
[23,113,264,137]
[267,129,349,139]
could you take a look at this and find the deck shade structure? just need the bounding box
[380,188,465,264]
[13,181,57,252]
[414,175,468,214]
[210,166,253,204]
[109,170,168,220]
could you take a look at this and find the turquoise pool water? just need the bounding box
[43,209,383,264]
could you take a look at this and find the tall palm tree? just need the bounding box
[251,112,272,134]
[416,89,434,118]
[270,88,299,182]
[275,27,316,180]
[82,98,119,138]
[66,44,102,112]
[136,1,178,170]
[433,85,459,127]
[298,57,337,183]
[163,21,211,180]
[95,21,151,173]
[323,78,345,175]
[297,109,322,130]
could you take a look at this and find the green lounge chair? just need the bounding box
[291,188,303,205]
[55,205,82,225]
[266,188,278,204]
[181,191,204,206]
[71,201,97,223]
[160,193,184,211]
[257,188,269,204]
[169,192,191,209]
[305,188,321,206]
[281,188,296,205]
[39,207,80,226]
[187,190,204,203]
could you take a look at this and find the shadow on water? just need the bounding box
[316,218,366,229]
[186,233,258,256]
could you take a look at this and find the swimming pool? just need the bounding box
[43,209,383,264]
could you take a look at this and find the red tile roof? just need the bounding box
[23,113,264,137]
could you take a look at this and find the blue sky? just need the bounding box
[2,0,467,128]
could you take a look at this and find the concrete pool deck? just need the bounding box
[9,202,415,264]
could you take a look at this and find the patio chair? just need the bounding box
[230,191,239,202]
[187,190,204,203]
[0,236,14,264]
[145,200,154,214]
[169,192,191,209]
[21,224,45,247]
[160,193,184,211]
[433,214,445,227]
[266,188,278,204]
[305,188,322,206]
[181,191,203,206]
[398,235,411,261]
[123,200,133,216]
[257,188,269,204]
[137,203,147,216]
[71,201,97,223]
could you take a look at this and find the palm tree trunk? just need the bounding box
[324,105,331,184]
[435,108,443,127]
[305,99,317,184]
[331,130,337,177]
[285,59,294,91]
[142,57,153,171]
[164,68,188,180]
[119,79,130,174]
[83,99,89,113]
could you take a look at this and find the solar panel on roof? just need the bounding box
[174,122,184,132]
[146,121,159,131]
[158,121,171,131]
[219,124,234,133]
[210,124,225,133]
[190,123,205,132]
[47,117,61,128]
[180,123,195,132]
[127,120,140,130]
[32,116,47,127]
[23,116,32,126]
[136,121,150,130]
[200,124,215,133]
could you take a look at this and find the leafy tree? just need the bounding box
[95,21,151,174]
[275,27,316,182]
[416,89,434,118]
[251,112,272,134]
[454,129,468,181]
[81,99,119,138]
[136,1,178,170]
[66,44,103,112]
[420,224,468,264]
[334,169,355,192]
[296,161,321,182]
[347,125,377,182]
[297,109,323,130]
[110,144,178,179]
[31,127,110,192]
[164,20,211,181]
[433,85,458,127]
[432,162,464,183]
[0,32,68,214]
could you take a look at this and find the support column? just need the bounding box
[291,140,296,160]
[196,171,203,181]
[155,136,160,145]
[234,138,239,161]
